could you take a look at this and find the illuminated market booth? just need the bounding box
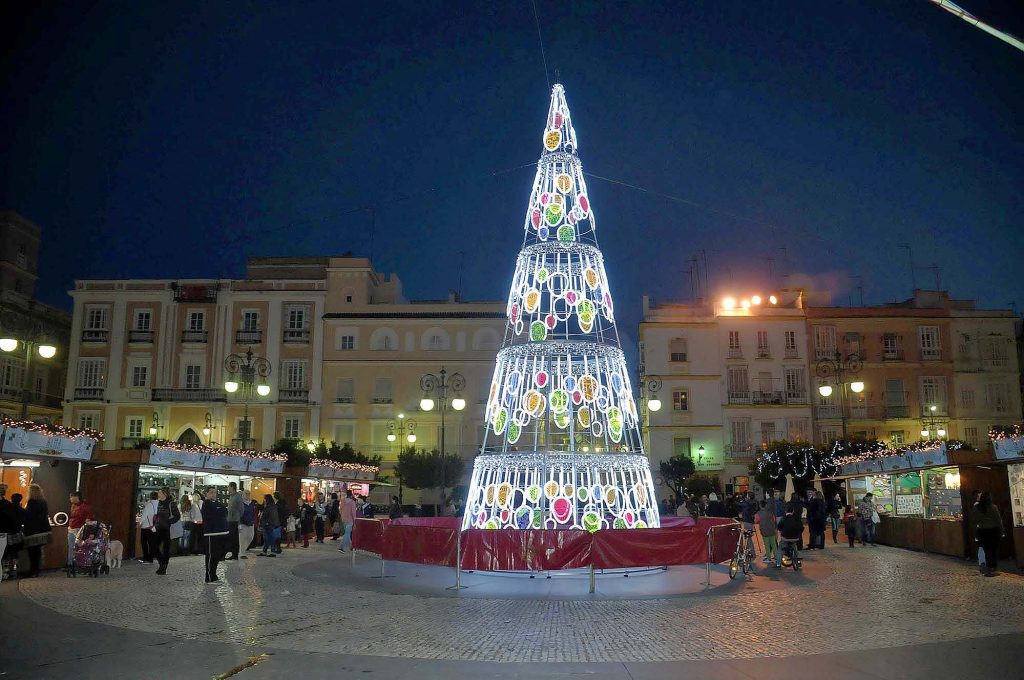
[992,425,1024,570]
[301,457,380,504]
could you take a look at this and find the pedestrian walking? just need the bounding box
[238,491,255,558]
[200,487,228,583]
[771,489,785,523]
[65,491,94,572]
[739,491,758,556]
[178,495,194,555]
[857,493,877,546]
[191,491,205,554]
[327,493,341,540]
[273,492,288,553]
[757,499,778,564]
[388,495,403,519]
[258,494,280,557]
[338,490,358,552]
[21,484,51,578]
[828,493,843,544]
[226,482,243,560]
[842,505,857,547]
[807,490,827,549]
[285,513,297,548]
[0,484,19,581]
[299,497,315,548]
[136,491,159,563]
[706,492,725,517]
[314,493,327,543]
[974,491,1005,577]
[153,487,180,575]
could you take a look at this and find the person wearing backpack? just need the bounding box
[238,491,255,558]
[153,487,180,575]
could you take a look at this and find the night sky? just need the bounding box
[3,1,1022,354]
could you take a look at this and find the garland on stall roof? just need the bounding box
[755,442,837,480]
[830,439,966,467]
[309,457,379,474]
[990,424,1024,442]
[0,416,104,442]
[151,440,287,462]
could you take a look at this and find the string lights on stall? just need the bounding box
[0,416,103,443]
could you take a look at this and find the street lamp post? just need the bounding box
[920,404,947,440]
[223,347,271,449]
[202,412,214,446]
[815,351,865,440]
[640,376,662,456]
[387,413,418,446]
[419,367,466,499]
[149,411,162,437]
[0,336,58,419]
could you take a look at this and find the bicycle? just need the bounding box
[729,527,757,579]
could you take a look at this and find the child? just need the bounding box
[756,499,778,565]
[285,513,297,548]
[842,504,857,548]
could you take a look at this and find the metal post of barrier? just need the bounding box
[588,563,595,594]
[446,528,466,590]
[705,527,713,587]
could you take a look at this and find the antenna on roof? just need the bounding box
[899,243,917,291]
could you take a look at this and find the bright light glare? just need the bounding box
[769,295,778,305]
[850,381,865,393]
[420,398,435,411]
[929,404,937,412]
[648,398,662,412]
[921,429,930,438]
[741,299,751,309]
[818,385,833,397]
[202,427,211,436]
[149,425,158,435]
[387,433,396,442]
[407,433,417,443]
[0,338,17,352]
[452,397,466,411]
[256,384,271,396]
[224,381,239,393]
[937,428,946,437]
[38,344,57,358]
[751,295,762,305]
[721,297,736,310]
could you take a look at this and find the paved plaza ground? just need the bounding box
[1,539,1023,679]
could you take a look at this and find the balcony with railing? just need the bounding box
[283,329,310,343]
[756,348,772,359]
[73,387,105,401]
[785,391,809,404]
[128,330,154,343]
[81,329,109,342]
[815,347,836,360]
[236,329,262,344]
[727,390,751,404]
[816,404,842,418]
[921,348,941,361]
[181,329,208,343]
[120,437,150,449]
[279,388,309,403]
[727,347,743,359]
[172,283,218,303]
[152,388,227,402]
[231,438,259,450]
[335,397,355,404]
[372,397,394,404]
[751,390,786,405]
[882,349,905,361]
[725,443,755,460]
[885,404,909,419]
[784,347,800,359]
[0,387,63,409]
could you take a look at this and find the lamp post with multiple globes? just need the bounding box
[223,347,271,449]
[418,367,466,495]
[920,404,947,440]
[815,351,865,440]
[0,334,58,419]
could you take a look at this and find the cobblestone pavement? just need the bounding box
[18,543,1024,663]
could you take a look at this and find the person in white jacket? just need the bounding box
[188,493,204,555]
[137,492,159,564]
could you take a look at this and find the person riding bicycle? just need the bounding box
[776,503,804,568]
[738,491,758,557]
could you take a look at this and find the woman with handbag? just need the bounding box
[22,484,51,578]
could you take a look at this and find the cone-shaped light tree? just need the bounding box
[462,84,660,532]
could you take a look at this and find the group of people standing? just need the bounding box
[0,482,53,579]
[136,485,228,581]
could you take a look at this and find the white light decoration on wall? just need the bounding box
[462,84,660,532]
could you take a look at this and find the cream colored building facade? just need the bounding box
[62,256,504,499]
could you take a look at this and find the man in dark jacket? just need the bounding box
[777,506,804,568]
[225,482,243,560]
[273,492,288,553]
[200,487,229,583]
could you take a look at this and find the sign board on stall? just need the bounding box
[308,464,336,479]
[149,445,207,469]
[994,437,1024,461]
[247,459,285,475]
[859,459,883,474]
[204,454,251,472]
[909,444,948,469]
[0,425,96,461]
[881,455,913,472]
[895,493,924,516]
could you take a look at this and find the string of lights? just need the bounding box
[0,417,104,442]
[150,440,287,462]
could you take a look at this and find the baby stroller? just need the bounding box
[69,520,109,577]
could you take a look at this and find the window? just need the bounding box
[889,431,906,446]
[727,366,749,398]
[673,437,692,458]
[813,325,836,359]
[346,295,353,303]
[281,360,306,389]
[669,338,688,362]
[78,412,98,429]
[920,377,946,412]
[286,306,308,329]
[961,389,975,409]
[0,356,24,391]
[333,422,355,447]
[672,390,688,411]
[133,310,152,331]
[374,377,393,403]
[127,417,144,439]
[730,420,750,448]
[882,333,901,359]
[77,359,106,387]
[85,306,109,330]
[283,416,302,439]
[242,311,259,331]
[188,311,205,331]
[784,331,798,356]
[986,383,1010,413]
[33,368,46,396]
[336,378,354,403]
[339,334,355,350]
[756,330,770,357]
[819,426,840,444]
[885,379,907,417]
[131,364,149,387]
[428,333,444,350]
[371,328,399,351]
[236,418,253,442]
[786,418,810,442]
[981,338,1009,366]
[760,421,777,445]
[784,368,806,399]
[184,365,202,389]
[728,331,740,350]
[964,426,979,446]
[919,326,940,360]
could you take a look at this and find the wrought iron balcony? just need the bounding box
[335,397,355,404]
[120,437,150,449]
[816,404,842,418]
[785,391,809,404]
[727,391,751,404]
[921,348,941,361]
[784,348,800,359]
[231,438,259,450]
[372,397,393,404]
[283,329,310,343]
[279,388,309,403]
[882,349,905,361]
[751,390,786,405]
[0,388,62,409]
[172,283,218,303]
[81,329,108,342]
[151,388,227,402]
[181,329,208,343]
[756,349,772,359]
[73,387,105,401]
[236,329,262,344]
[128,330,154,343]
[885,404,909,419]
[727,348,743,359]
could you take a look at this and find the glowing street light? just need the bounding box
[818,384,834,398]
[721,297,736,310]
[648,397,662,412]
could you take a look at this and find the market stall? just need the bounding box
[302,458,381,504]
[992,425,1024,570]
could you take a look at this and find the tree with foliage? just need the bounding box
[659,454,696,502]
[394,447,465,513]
[271,437,308,468]
[685,474,722,498]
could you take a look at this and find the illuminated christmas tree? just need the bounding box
[462,84,660,531]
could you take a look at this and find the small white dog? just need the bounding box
[106,540,123,569]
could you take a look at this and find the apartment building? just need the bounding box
[807,290,1020,448]
[640,292,813,495]
[0,211,70,422]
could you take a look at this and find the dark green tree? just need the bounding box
[659,454,696,501]
[394,447,465,513]
[684,474,722,498]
